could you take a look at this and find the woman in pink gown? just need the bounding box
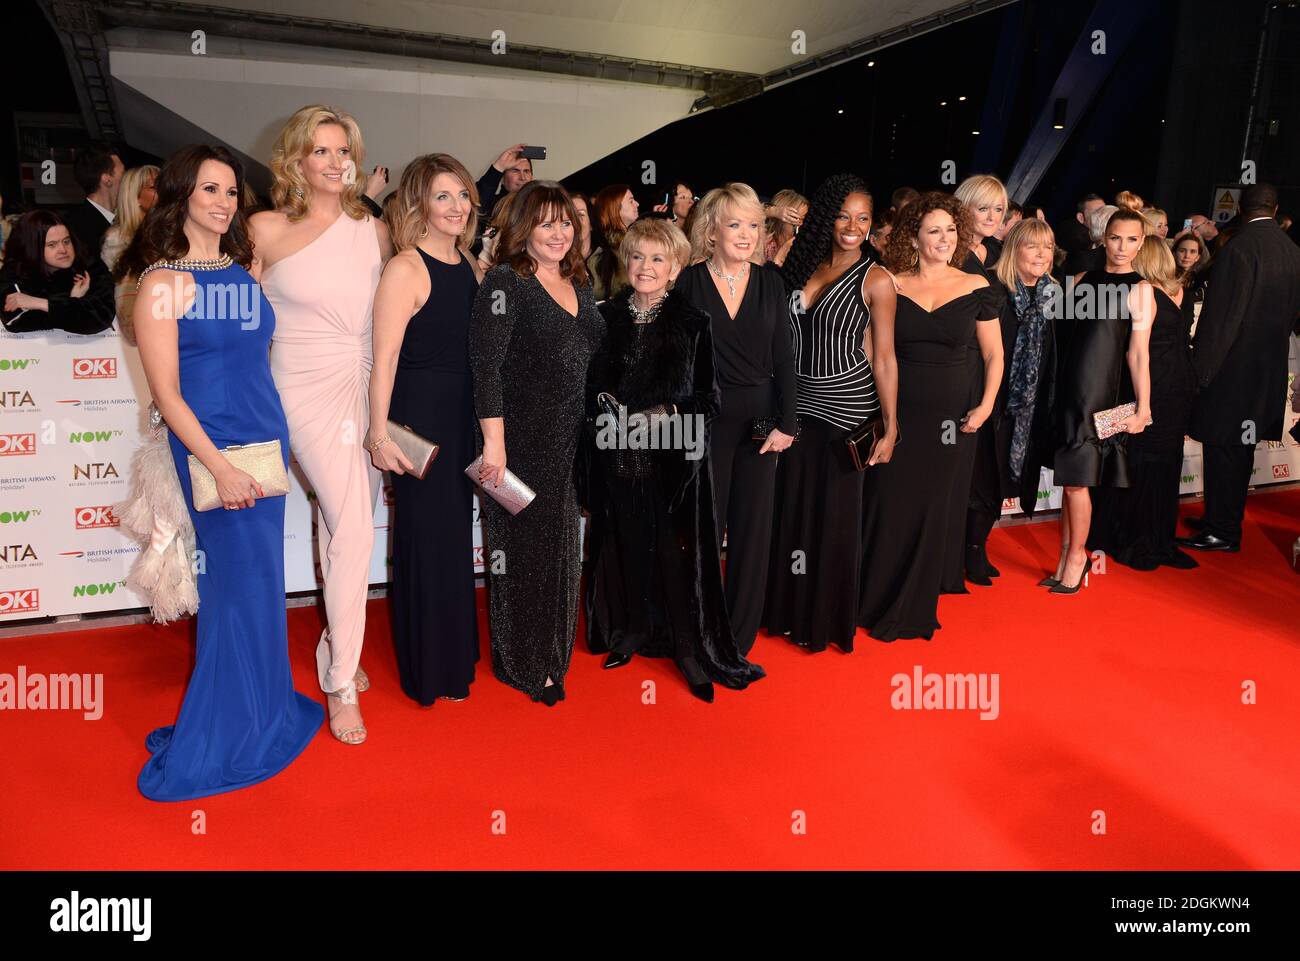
[251,105,393,744]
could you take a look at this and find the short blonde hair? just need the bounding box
[1141,207,1167,231]
[619,217,691,272]
[269,104,369,222]
[112,165,159,240]
[955,174,1008,213]
[389,153,479,252]
[689,183,764,262]
[995,217,1057,289]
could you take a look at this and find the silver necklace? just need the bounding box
[707,258,748,298]
[628,296,664,324]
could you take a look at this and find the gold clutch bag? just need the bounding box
[186,440,289,511]
[1092,403,1137,441]
[387,420,439,480]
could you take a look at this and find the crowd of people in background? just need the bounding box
[3,107,1299,804]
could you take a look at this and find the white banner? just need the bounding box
[3,325,1297,621]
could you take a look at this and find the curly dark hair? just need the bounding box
[115,144,254,281]
[881,190,972,274]
[780,173,872,292]
[494,180,589,285]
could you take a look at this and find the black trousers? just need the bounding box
[710,384,779,656]
[1200,442,1256,543]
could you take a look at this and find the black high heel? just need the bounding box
[1048,566,1089,595]
[539,679,561,706]
[603,651,633,670]
[675,656,714,704]
[964,545,992,586]
[1037,576,1061,588]
[981,544,1001,578]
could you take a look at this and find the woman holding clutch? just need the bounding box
[251,105,392,744]
[1048,208,1153,593]
[126,144,321,800]
[470,181,605,706]
[369,153,483,705]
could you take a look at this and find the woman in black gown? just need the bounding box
[1048,208,1154,592]
[857,192,1003,641]
[470,181,605,706]
[764,174,899,653]
[581,217,764,701]
[674,183,796,656]
[952,174,1008,589]
[370,154,482,704]
[1087,236,1196,570]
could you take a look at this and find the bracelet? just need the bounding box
[366,435,391,453]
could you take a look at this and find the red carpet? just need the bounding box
[3,490,1298,870]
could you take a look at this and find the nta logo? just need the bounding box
[72,463,119,481]
[0,390,35,408]
[0,544,37,563]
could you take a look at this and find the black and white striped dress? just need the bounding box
[790,256,880,430]
[763,254,880,654]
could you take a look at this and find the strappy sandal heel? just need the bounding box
[327,680,367,745]
[353,665,370,693]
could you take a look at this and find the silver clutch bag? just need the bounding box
[387,420,439,480]
[464,455,536,515]
[186,440,289,511]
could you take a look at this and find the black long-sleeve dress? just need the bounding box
[469,263,605,701]
[858,283,1001,641]
[674,261,797,655]
[1088,285,1196,568]
[581,288,764,690]
[1,259,116,335]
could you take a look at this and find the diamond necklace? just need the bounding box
[707,258,749,298]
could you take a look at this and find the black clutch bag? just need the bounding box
[845,414,900,471]
[750,415,802,442]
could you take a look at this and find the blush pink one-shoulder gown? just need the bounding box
[264,212,382,695]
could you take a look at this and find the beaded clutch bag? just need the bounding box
[187,441,289,511]
[1092,403,1137,441]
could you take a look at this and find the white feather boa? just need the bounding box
[116,416,199,623]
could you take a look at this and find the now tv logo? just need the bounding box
[0,434,36,456]
[72,358,116,379]
[0,589,39,614]
[75,506,118,529]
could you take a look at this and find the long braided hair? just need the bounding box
[780,173,872,294]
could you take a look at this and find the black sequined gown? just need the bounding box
[469,264,605,701]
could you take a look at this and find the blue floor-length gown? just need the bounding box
[138,261,322,802]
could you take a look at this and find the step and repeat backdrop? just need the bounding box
[3,321,1298,623]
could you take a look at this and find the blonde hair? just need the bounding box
[269,104,369,222]
[1133,232,1181,297]
[619,217,691,273]
[112,165,158,240]
[1141,207,1167,231]
[388,153,479,253]
[689,183,764,262]
[955,174,1008,213]
[995,217,1057,289]
[1114,190,1145,211]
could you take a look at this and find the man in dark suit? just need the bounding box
[1180,183,1300,551]
[61,144,124,263]
[1055,191,1103,263]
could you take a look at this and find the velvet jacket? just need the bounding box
[578,287,762,688]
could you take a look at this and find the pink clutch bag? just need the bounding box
[1093,403,1136,441]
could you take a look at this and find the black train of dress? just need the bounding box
[387,249,481,704]
[1088,286,1197,569]
[857,283,1002,641]
[469,263,605,701]
[1052,268,1141,488]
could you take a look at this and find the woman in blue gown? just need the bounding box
[124,144,321,801]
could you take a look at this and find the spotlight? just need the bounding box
[940,101,947,107]
[971,130,980,135]
[1053,97,1067,130]
[867,60,875,67]
[958,96,967,101]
